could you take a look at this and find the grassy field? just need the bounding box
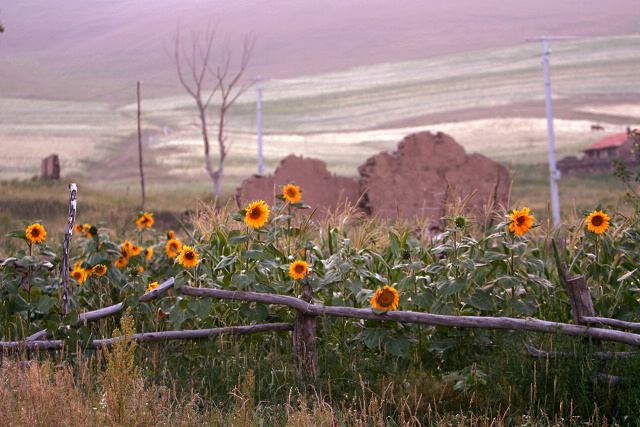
[0,34,638,227]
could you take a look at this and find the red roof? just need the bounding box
[583,132,629,152]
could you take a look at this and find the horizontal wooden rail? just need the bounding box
[26,278,175,342]
[581,316,640,331]
[178,285,640,347]
[2,323,292,351]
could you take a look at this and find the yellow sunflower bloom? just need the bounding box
[74,224,83,233]
[136,212,154,229]
[282,183,302,203]
[509,207,534,236]
[371,285,399,310]
[586,210,610,234]
[93,264,107,276]
[130,245,143,256]
[122,240,134,256]
[244,200,270,229]
[83,223,92,237]
[178,246,199,268]
[25,223,47,244]
[166,239,182,258]
[289,260,309,280]
[147,281,159,292]
[145,246,153,260]
[114,256,128,268]
[167,230,175,239]
[70,267,87,284]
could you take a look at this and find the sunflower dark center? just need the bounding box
[250,208,262,219]
[32,228,40,237]
[592,215,603,226]
[294,264,305,273]
[516,216,526,226]
[378,290,394,306]
[185,252,195,260]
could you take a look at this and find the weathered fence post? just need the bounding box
[293,274,318,391]
[562,263,597,326]
[61,183,77,317]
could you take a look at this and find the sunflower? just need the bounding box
[70,267,87,284]
[114,256,128,268]
[138,266,144,273]
[93,264,107,276]
[83,223,92,237]
[509,207,534,236]
[167,230,175,239]
[158,308,165,319]
[144,246,153,260]
[371,285,399,310]
[25,223,47,244]
[586,210,610,234]
[74,224,83,233]
[244,200,270,229]
[147,281,159,292]
[122,240,134,256]
[178,246,199,268]
[282,183,302,203]
[289,260,309,280]
[130,245,143,256]
[136,212,154,229]
[166,239,182,258]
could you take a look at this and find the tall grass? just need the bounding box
[3,331,638,425]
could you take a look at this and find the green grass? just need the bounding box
[1,34,639,186]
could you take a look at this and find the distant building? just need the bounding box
[582,132,634,160]
[558,130,639,176]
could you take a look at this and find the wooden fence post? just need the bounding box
[293,275,318,392]
[61,183,77,317]
[562,263,597,326]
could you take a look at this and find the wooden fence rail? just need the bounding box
[4,270,640,387]
[2,324,293,350]
[176,284,640,347]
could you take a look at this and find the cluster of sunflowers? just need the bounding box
[15,185,614,316]
[242,183,310,281]
[371,205,612,312]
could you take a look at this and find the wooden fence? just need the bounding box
[3,268,640,387]
[3,185,640,387]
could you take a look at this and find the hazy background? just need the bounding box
[0,0,639,212]
[1,0,638,100]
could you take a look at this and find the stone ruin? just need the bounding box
[236,154,361,214]
[358,132,510,219]
[236,131,510,221]
[41,154,60,180]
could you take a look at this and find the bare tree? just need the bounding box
[174,28,254,200]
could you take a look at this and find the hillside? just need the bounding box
[0,0,638,101]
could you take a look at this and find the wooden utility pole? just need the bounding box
[137,80,146,209]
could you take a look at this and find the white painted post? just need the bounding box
[256,75,265,176]
[526,36,562,226]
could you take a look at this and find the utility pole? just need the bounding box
[256,75,266,176]
[526,36,562,226]
[137,80,146,209]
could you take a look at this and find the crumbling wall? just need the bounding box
[236,154,361,213]
[358,131,510,220]
[236,132,510,222]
